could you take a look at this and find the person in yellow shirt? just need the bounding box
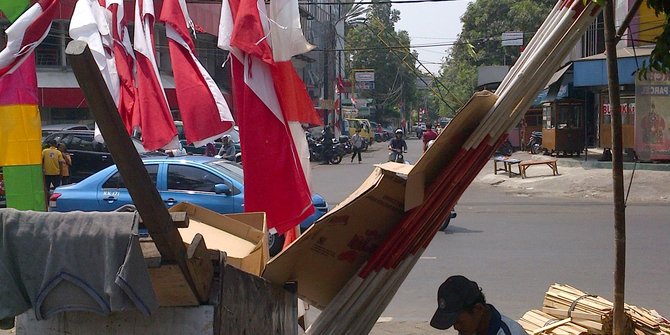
[42,139,64,190]
[58,143,72,185]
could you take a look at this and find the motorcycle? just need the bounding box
[388,148,407,163]
[528,131,543,154]
[309,137,344,164]
[439,209,458,232]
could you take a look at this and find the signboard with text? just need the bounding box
[635,72,670,160]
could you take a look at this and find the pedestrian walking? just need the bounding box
[350,128,363,163]
[42,139,64,191]
[58,143,72,185]
[430,275,527,335]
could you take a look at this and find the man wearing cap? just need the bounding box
[430,275,527,335]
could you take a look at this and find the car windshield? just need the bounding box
[205,160,244,184]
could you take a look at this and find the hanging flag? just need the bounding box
[134,0,179,151]
[0,0,30,23]
[159,0,234,147]
[0,0,59,76]
[107,0,139,134]
[0,0,60,211]
[219,0,315,235]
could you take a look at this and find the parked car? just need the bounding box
[48,156,328,256]
[43,130,147,182]
[42,123,91,140]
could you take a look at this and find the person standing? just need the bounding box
[350,128,363,163]
[422,124,439,152]
[58,143,72,185]
[321,125,334,164]
[430,275,527,335]
[42,139,64,190]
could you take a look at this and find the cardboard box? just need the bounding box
[262,91,498,309]
[169,202,269,276]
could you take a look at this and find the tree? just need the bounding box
[345,1,417,122]
[436,0,555,110]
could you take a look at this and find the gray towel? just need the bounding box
[0,208,157,320]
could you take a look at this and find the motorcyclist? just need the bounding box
[389,128,407,162]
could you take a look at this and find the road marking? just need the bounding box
[420,256,437,260]
[377,317,393,323]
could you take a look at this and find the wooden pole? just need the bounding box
[65,40,200,295]
[602,2,626,335]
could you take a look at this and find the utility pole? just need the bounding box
[603,1,626,335]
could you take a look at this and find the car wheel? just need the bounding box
[268,233,285,257]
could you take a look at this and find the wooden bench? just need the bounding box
[519,159,558,178]
[493,156,522,177]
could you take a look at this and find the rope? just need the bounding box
[568,294,597,317]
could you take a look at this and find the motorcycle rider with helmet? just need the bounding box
[389,128,408,162]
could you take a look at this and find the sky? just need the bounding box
[393,0,473,75]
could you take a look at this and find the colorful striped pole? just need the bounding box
[0,54,45,211]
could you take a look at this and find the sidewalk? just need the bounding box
[477,148,670,203]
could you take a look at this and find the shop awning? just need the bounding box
[37,70,178,108]
[573,47,653,87]
[544,64,571,89]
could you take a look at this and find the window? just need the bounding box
[102,165,159,189]
[167,165,229,193]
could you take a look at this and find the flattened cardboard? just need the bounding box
[263,92,498,309]
[169,203,268,276]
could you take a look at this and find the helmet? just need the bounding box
[395,129,404,135]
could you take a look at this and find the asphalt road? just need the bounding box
[309,137,670,334]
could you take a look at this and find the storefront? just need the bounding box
[573,47,653,153]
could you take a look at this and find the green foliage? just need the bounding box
[345,1,417,121]
[435,0,555,111]
[639,0,670,78]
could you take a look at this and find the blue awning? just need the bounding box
[573,47,653,87]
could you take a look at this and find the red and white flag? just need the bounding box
[134,0,179,150]
[0,0,59,76]
[159,0,234,147]
[268,0,320,188]
[106,0,138,134]
[69,0,119,106]
[219,0,316,235]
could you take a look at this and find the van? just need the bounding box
[345,118,374,144]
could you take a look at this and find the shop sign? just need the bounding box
[635,72,670,160]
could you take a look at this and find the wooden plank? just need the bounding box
[148,264,200,306]
[140,212,190,228]
[65,40,202,302]
[140,239,162,268]
[186,234,214,303]
[220,264,297,335]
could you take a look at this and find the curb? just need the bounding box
[556,157,670,171]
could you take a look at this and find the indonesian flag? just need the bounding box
[69,0,120,107]
[134,0,179,150]
[0,0,58,76]
[106,0,138,134]
[159,0,234,147]
[219,0,316,235]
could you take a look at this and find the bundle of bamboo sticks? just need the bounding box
[519,284,669,335]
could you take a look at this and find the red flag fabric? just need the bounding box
[270,61,321,125]
[107,0,138,134]
[0,0,58,76]
[134,0,178,150]
[230,55,313,235]
[222,0,315,235]
[159,0,234,147]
